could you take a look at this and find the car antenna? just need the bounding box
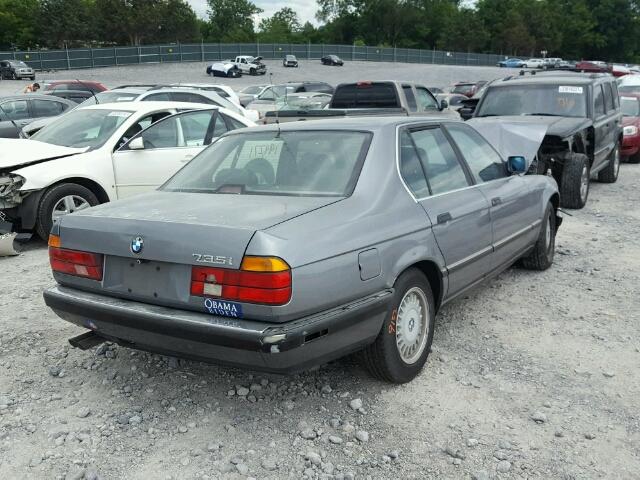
[269,72,281,137]
[75,78,99,104]
[10,120,26,139]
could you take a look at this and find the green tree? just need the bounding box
[0,0,40,49]
[38,0,95,48]
[205,0,262,42]
[258,7,301,42]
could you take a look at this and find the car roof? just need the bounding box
[235,116,458,134]
[489,73,607,87]
[99,88,148,95]
[78,101,218,112]
[0,93,75,102]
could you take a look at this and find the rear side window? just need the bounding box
[446,124,507,182]
[402,86,417,112]
[611,82,620,107]
[143,92,172,101]
[410,128,469,195]
[594,85,605,117]
[31,99,65,117]
[603,83,614,112]
[331,83,398,108]
[399,131,429,198]
[0,100,29,120]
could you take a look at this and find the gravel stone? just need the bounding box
[497,460,511,473]
[349,398,363,410]
[355,430,369,442]
[531,411,547,424]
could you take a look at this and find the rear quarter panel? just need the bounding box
[246,125,447,322]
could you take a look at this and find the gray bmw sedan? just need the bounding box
[44,117,561,383]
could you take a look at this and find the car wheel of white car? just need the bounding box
[361,268,435,383]
[36,183,99,241]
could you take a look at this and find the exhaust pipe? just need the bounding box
[69,331,105,350]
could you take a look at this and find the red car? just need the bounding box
[620,95,640,163]
[42,80,108,94]
[575,61,612,74]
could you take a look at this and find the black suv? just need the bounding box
[473,72,621,208]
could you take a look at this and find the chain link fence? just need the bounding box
[0,43,505,71]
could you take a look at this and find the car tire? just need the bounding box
[597,141,620,183]
[36,183,99,241]
[520,202,556,271]
[11,72,17,80]
[249,68,256,75]
[560,153,590,209]
[30,76,35,81]
[361,268,435,384]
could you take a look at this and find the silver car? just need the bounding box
[44,117,561,383]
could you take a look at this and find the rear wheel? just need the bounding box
[521,202,556,271]
[597,142,620,183]
[361,268,435,383]
[560,153,589,209]
[36,183,99,240]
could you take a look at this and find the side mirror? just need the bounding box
[128,136,144,150]
[507,156,527,174]
[440,99,448,110]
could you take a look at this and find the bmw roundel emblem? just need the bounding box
[131,236,144,254]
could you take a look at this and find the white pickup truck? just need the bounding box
[206,56,267,78]
[231,56,266,75]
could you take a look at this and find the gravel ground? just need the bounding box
[1,61,639,480]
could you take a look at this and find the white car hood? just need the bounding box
[0,139,87,170]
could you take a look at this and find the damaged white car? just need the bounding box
[0,102,254,240]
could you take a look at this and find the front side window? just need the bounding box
[446,124,507,182]
[0,100,29,120]
[162,130,372,197]
[31,99,65,117]
[415,87,439,111]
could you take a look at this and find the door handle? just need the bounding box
[491,197,502,206]
[437,212,452,224]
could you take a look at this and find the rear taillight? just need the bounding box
[48,235,103,281]
[191,256,291,306]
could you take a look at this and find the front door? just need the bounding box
[445,123,541,267]
[399,127,493,298]
[112,109,223,198]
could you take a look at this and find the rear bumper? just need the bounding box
[43,285,392,374]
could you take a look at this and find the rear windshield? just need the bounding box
[621,97,640,116]
[162,130,372,197]
[477,84,588,117]
[331,83,398,108]
[452,84,475,95]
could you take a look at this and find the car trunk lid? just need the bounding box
[56,191,339,308]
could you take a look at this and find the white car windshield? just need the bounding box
[241,86,263,95]
[31,109,132,149]
[162,131,372,197]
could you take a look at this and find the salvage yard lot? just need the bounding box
[1,61,639,480]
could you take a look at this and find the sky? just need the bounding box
[186,0,319,25]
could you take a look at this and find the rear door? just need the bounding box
[592,83,610,169]
[399,126,493,297]
[112,110,221,198]
[445,123,540,267]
